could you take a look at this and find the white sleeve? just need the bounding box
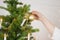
[51,27,60,40]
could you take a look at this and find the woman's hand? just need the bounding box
[31,11,44,20]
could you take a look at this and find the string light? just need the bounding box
[4,33,7,40]
[0,18,3,29]
[28,33,30,40]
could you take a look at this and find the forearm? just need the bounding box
[32,11,55,34]
[39,16,55,34]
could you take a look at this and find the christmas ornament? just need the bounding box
[21,13,35,26]
[29,14,35,20]
[24,13,35,20]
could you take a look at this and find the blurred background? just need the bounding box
[0,0,60,40]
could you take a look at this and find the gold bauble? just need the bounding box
[24,13,30,19]
[24,13,35,20]
[29,14,35,20]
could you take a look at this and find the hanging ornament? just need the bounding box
[29,14,35,20]
[0,18,3,29]
[20,13,36,26]
[25,13,35,20]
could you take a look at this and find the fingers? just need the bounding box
[32,11,39,15]
[32,11,40,18]
[31,11,44,20]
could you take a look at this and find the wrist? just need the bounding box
[39,16,46,21]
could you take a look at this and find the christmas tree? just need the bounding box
[0,0,39,40]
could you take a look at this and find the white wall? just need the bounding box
[0,0,60,40]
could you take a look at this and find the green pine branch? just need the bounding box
[0,0,39,40]
[0,6,9,11]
